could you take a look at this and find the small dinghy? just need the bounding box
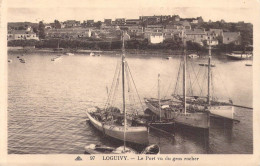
[199,63,215,67]
[84,144,136,154]
[245,64,252,66]
[84,144,160,154]
[141,144,160,154]
[188,54,199,58]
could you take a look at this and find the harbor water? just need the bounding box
[8,52,253,154]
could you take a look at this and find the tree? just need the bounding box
[38,21,46,39]
[54,20,61,29]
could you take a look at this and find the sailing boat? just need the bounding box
[174,37,234,120]
[86,32,148,146]
[145,31,210,129]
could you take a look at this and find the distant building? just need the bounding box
[127,25,143,37]
[163,29,181,39]
[8,30,39,41]
[125,19,140,25]
[171,15,181,22]
[205,29,223,45]
[223,32,241,45]
[185,29,206,45]
[115,18,126,25]
[139,15,171,24]
[63,20,81,28]
[86,20,94,26]
[45,28,91,39]
[144,25,163,38]
[149,33,164,44]
[104,19,112,26]
[181,17,203,24]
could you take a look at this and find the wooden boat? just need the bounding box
[84,144,159,154]
[145,31,210,129]
[199,63,215,67]
[245,64,252,66]
[19,58,26,63]
[51,55,62,61]
[226,51,252,60]
[87,110,148,145]
[174,38,234,120]
[87,32,148,146]
[65,53,74,56]
[188,54,199,58]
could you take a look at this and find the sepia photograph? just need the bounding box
[1,0,260,165]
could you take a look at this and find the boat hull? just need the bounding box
[145,100,210,129]
[208,105,234,120]
[226,53,252,60]
[86,111,148,145]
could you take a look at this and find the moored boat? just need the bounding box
[144,31,210,129]
[51,55,62,61]
[188,54,199,58]
[86,110,148,145]
[174,37,234,120]
[226,51,252,60]
[87,32,148,146]
[84,144,159,154]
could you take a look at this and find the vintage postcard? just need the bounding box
[0,0,260,165]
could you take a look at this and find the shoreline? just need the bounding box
[8,47,228,58]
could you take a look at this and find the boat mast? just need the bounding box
[121,31,127,151]
[182,31,187,115]
[158,74,161,121]
[207,36,211,105]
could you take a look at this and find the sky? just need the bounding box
[5,0,260,23]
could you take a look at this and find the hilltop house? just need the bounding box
[63,20,81,28]
[8,30,39,41]
[223,32,241,45]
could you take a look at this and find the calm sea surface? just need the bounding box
[8,52,253,154]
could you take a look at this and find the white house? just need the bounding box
[8,30,39,41]
[149,33,164,44]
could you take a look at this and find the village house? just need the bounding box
[149,32,164,44]
[45,28,91,39]
[127,25,143,37]
[171,15,180,22]
[223,32,241,45]
[165,21,191,30]
[163,29,181,40]
[104,19,112,26]
[125,19,140,25]
[139,15,171,24]
[63,20,81,28]
[144,25,164,39]
[204,29,223,45]
[180,16,203,24]
[8,30,39,41]
[84,20,95,27]
[185,29,206,45]
[115,18,126,25]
